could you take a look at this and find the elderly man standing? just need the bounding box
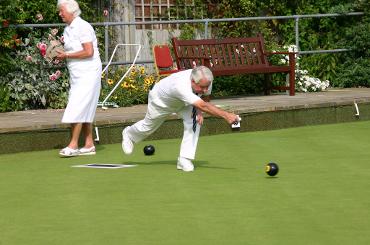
[122,66,240,172]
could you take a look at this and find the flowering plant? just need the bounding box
[100,65,157,107]
[279,45,330,92]
[0,28,69,111]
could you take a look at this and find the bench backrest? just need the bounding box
[172,35,269,71]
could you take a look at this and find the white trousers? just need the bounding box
[126,93,201,160]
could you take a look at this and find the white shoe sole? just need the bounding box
[59,152,79,157]
[78,151,96,156]
[59,147,79,157]
[177,164,194,172]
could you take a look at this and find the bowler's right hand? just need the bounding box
[225,113,240,125]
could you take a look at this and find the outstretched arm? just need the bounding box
[193,99,239,125]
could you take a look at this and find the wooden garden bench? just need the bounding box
[172,34,296,96]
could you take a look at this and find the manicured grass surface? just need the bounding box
[1,121,370,245]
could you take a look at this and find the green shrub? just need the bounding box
[0,0,108,111]
[0,28,69,111]
[212,75,265,97]
[333,58,370,88]
[100,65,156,107]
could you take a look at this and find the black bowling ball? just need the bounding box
[143,145,155,156]
[265,162,279,176]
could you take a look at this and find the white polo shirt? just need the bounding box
[150,69,212,112]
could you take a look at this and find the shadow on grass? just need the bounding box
[265,176,279,179]
[124,160,236,170]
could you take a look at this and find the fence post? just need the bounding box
[104,23,109,63]
[204,19,209,39]
[295,16,300,52]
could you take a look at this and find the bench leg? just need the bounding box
[289,70,295,96]
[289,54,296,96]
[263,74,272,95]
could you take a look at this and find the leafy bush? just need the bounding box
[100,65,156,107]
[0,0,109,111]
[333,5,369,88]
[280,45,330,92]
[212,75,265,97]
[0,28,69,111]
[333,58,370,88]
[0,83,14,112]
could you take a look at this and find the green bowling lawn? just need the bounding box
[1,121,370,245]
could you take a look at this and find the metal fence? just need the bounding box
[6,12,364,65]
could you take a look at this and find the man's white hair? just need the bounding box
[191,66,214,84]
[57,0,81,17]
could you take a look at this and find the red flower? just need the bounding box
[2,20,9,28]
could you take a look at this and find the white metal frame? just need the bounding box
[94,43,141,143]
[99,43,142,109]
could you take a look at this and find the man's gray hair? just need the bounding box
[191,66,214,84]
[57,0,81,17]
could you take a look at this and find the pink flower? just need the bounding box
[103,9,109,17]
[36,13,43,21]
[37,43,47,56]
[25,55,33,62]
[49,71,61,80]
[49,73,57,81]
[51,28,58,36]
[55,70,61,78]
[59,36,64,43]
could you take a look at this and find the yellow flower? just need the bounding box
[3,40,11,48]
[107,79,114,85]
[140,66,145,74]
[122,82,130,88]
[149,75,154,82]
[144,78,150,84]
